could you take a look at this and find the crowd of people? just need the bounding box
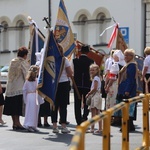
[0,44,150,134]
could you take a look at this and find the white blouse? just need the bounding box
[59,57,70,83]
[143,55,150,74]
[90,76,101,91]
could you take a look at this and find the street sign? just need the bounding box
[119,27,129,44]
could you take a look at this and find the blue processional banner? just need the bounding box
[37,30,64,106]
[30,27,45,65]
[54,0,76,57]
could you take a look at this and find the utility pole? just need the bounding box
[48,0,51,26]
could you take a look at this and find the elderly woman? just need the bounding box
[141,47,150,93]
[114,49,138,132]
[3,46,29,130]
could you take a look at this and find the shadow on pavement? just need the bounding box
[44,133,73,146]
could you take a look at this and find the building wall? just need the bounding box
[145,3,150,47]
[0,0,48,66]
[0,0,147,66]
[51,0,145,55]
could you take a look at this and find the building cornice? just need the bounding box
[72,18,111,25]
[143,0,150,3]
[0,50,11,53]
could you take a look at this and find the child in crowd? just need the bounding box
[23,65,44,132]
[86,64,102,134]
[104,50,125,126]
[105,50,125,109]
[35,51,51,128]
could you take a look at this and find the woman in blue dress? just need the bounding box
[115,49,138,131]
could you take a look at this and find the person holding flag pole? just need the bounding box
[51,44,73,133]
[36,24,72,133]
[52,0,82,126]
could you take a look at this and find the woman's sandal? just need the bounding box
[0,120,6,125]
[86,129,94,133]
[94,130,102,135]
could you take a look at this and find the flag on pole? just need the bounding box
[107,24,118,49]
[99,23,116,37]
[37,29,64,107]
[116,28,128,52]
[54,0,76,57]
[76,40,104,67]
[30,27,45,65]
[28,17,45,65]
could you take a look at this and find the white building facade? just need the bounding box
[0,0,150,66]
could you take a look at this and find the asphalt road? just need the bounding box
[0,93,147,150]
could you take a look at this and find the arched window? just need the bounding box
[78,14,88,43]
[16,20,25,47]
[96,12,107,44]
[0,25,3,51]
[1,21,9,51]
[73,8,111,47]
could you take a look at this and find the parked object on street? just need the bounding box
[0,65,9,90]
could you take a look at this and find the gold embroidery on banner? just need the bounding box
[45,56,55,80]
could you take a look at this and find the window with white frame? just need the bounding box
[16,20,25,48]
[1,21,9,51]
[73,33,77,40]
[78,14,88,43]
[96,12,107,44]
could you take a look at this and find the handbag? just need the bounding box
[86,92,96,106]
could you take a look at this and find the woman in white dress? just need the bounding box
[23,65,43,132]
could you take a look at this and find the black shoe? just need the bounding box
[38,123,42,127]
[44,123,50,127]
[12,126,18,130]
[81,118,87,122]
[111,121,121,126]
[17,126,26,130]
[119,128,122,132]
[66,121,70,125]
[59,121,70,125]
[12,126,26,130]
[119,126,135,132]
[129,126,135,132]
[129,117,135,132]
